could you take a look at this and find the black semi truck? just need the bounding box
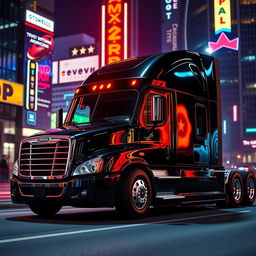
[11,51,256,218]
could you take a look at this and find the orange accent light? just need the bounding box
[107,83,112,88]
[100,84,104,89]
[75,88,80,94]
[177,104,192,149]
[92,85,97,91]
[131,80,137,86]
[139,152,145,156]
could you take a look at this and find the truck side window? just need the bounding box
[196,104,207,138]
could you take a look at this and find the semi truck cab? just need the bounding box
[11,51,256,218]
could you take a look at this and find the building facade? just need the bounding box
[0,0,24,166]
[0,0,55,168]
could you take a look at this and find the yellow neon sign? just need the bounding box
[214,0,231,34]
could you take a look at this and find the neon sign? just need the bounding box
[214,0,231,35]
[209,0,239,54]
[101,0,128,66]
[23,9,54,129]
[177,104,192,149]
[243,140,256,149]
[208,32,239,53]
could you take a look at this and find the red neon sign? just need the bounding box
[177,105,192,149]
[101,0,128,66]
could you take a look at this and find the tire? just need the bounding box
[29,203,62,217]
[226,172,243,207]
[240,171,256,206]
[115,168,152,218]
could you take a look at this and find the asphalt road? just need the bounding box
[0,204,255,256]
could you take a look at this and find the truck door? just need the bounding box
[139,89,172,166]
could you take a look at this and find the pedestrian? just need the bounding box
[0,155,9,183]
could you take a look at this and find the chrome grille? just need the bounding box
[19,137,70,178]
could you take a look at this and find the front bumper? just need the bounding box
[10,174,120,207]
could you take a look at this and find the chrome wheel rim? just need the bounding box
[247,178,255,200]
[132,179,148,210]
[233,178,242,201]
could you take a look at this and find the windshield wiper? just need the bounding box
[65,121,79,127]
[92,118,117,124]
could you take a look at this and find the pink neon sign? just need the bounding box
[208,32,239,53]
[233,105,238,122]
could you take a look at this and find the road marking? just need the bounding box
[239,210,251,213]
[0,210,246,244]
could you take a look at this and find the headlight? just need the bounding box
[12,160,18,176]
[73,158,103,176]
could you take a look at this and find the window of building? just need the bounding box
[3,120,15,135]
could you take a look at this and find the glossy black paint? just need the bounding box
[11,51,226,208]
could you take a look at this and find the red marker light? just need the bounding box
[107,83,112,89]
[131,80,137,86]
[75,88,80,94]
[92,85,97,91]
[100,84,104,89]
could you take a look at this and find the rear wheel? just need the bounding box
[29,203,62,217]
[115,168,152,218]
[240,172,256,206]
[226,172,243,207]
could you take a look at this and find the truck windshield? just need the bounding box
[65,90,139,125]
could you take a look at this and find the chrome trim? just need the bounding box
[18,181,66,198]
[18,135,75,180]
[156,176,181,179]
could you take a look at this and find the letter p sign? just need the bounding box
[3,83,13,100]
[0,79,23,106]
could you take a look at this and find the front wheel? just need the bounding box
[29,203,62,217]
[115,168,152,218]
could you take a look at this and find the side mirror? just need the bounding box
[151,95,164,124]
[56,108,63,128]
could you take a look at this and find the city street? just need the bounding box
[1,0,256,255]
[0,202,255,256]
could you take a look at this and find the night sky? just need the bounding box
[54,0,162,56]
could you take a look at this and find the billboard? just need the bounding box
[208,0,239,53]
[0,79,23,106]
[58,55,99,84]
[161,0,187,52]
[23,10,54,129]
[101,0,128,66]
